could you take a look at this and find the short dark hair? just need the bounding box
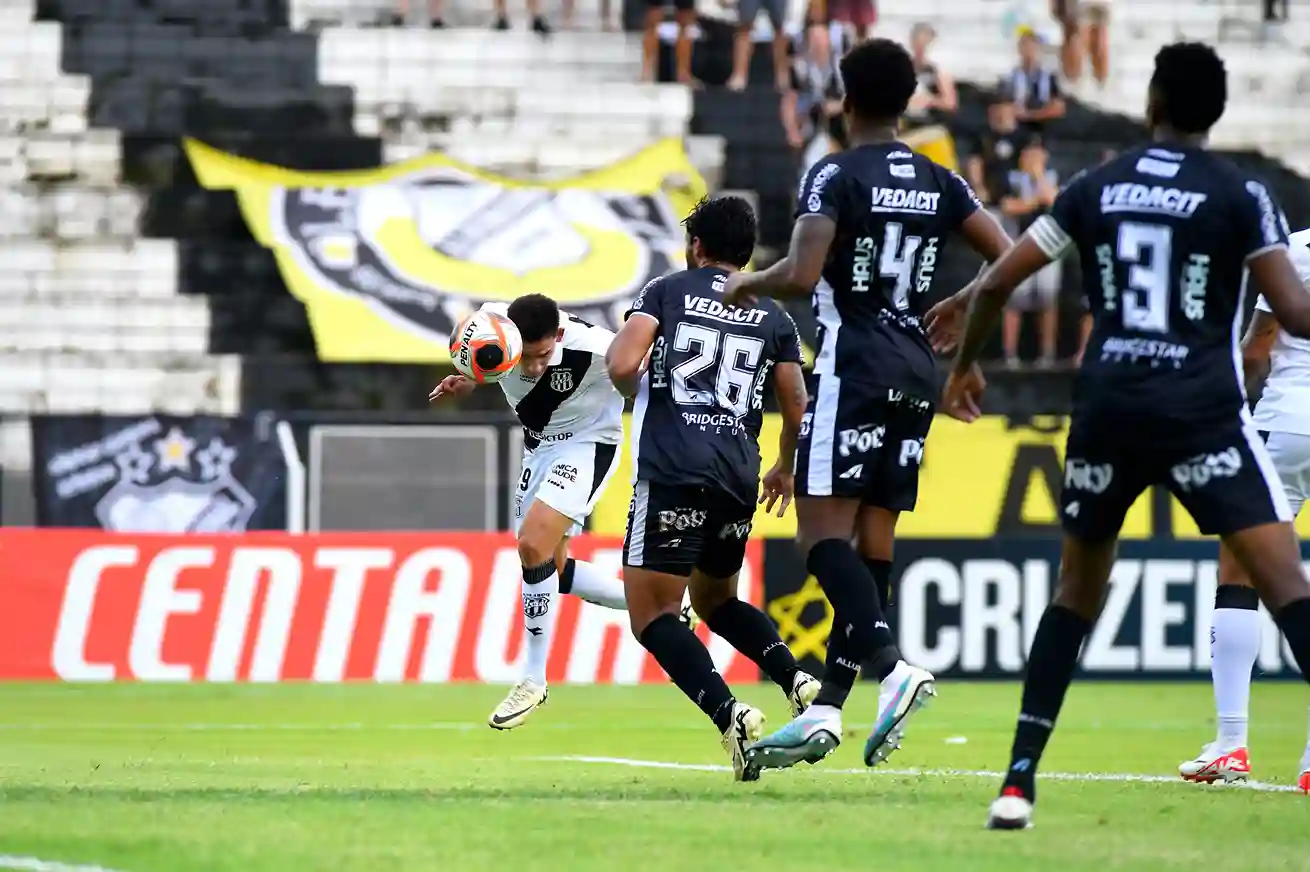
[1149,42,1227,134]
[506,293,559,343]
[839,38,918,124]
[683,195,757,269]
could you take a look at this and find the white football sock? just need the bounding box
[565,559,628,611]
[1211,606,1261,748]
[522,560,559,685]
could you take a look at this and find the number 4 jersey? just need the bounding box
[626,267,804,505]
[1029,144,1291,428]
[798,142,984,401]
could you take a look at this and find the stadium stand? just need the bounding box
[1,0,1308,525]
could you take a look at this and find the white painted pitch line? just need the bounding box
[0,856,128,872]
[533,755,1304,794]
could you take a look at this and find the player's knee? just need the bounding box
[516,534,554,569]
[688,578,732,619]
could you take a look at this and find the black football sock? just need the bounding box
[863,557,894,614]
[807,539,900,686]
[703,598,799,691]
[1274,597,1310,682]
[1002,604,1092,802]
[639,613,736,732]
[813,616,861,709]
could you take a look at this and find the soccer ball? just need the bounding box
[449,310,523,384]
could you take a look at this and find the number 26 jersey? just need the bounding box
[626,267,804,505]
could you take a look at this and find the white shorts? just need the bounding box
[1263,430,1310,517]
[512,440,621,537]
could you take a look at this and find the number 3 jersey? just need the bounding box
[1028,144,1291,429]
[626,267,804,505]
[798,142,983,401]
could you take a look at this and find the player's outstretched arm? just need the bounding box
[1241,306,1278,397]
[761,360,807,516]
[723,215,835,307]
[428,373,476,402]
[952,234,1055,369]
[1249,248,1310,340]
[925,210,1015,352]
[605,312,658,398]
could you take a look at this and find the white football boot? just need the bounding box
[1178,743,1251,783]
[720,701,766,782]
[863,661,937,767]
[787,671,821,717]
[986,789,1035,830]
[488,679,548,731]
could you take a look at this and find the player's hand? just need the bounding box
[428,374,472,402]
[942,364,986,423]
[759,463,795,517]
[722,272,756,310]
[924,288,971,354]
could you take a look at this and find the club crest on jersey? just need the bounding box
[549,370,574,393]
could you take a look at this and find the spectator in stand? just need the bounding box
[1009,28,1065,134]
[903,23,957,133]
[641,0,696,86]
[999,138,1062,367]
[493,0,552,34]
[388,0,445,27]
[783,22,849,154]
[828,0,875,40]
[966,86,1029,210]
[728,0,791,91]
[1051,0,1111,86]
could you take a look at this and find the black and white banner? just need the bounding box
[31,415,288,532]
[763,538,1309,679]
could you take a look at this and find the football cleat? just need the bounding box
[488,679,548,731]
[864,662,937,767]
[787,671,821,718]
[720,702,766,782]
[745,704,841,771]
[1298,768,1310,794]
[679,592,700,631]
[986,787,1034,830]
[1178,744,1251,783]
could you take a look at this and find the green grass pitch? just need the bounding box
[0,681,1306,871]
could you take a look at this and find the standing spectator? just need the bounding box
[903,23,957,132]
[783,22,849,154]
[1009,28,1065,134]
[641,0,696,86]
[999,139,1062,367]
[966,87,1029,209]
[387,0,445,27]
[728,0,791,91]
[1051,1,1111,85]
[828,0,875,40]
[494,0,552,34]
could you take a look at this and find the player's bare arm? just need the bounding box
[1248,247,1310,339]
[942,235,1055,422]
[605,311,658,398]
[722,214,835,307]
[925,209,1014,352]
[761,360,807,516]
[1240,308,1278,396]
[428,373,476,402]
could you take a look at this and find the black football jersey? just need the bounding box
[797,141,983,400]
[626,266,804,504]
[1030,144,1291,432]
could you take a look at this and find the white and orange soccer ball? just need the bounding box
[449,310,523,384]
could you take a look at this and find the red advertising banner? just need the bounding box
[0,529,762,683]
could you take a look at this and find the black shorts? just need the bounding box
[648,0,694,12]
[622,481,753,578]
[794,376,933,510]
[1060,414,1294,541]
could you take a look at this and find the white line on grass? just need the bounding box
[533,755,1303,793]
[0,856,127,872]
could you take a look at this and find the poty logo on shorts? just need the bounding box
[1064,458,1114,494]
[1171,448,1242,493]
[898,438,924,468]
[658,509,707,533]
[718,520,752,540]
[839,426,885,457]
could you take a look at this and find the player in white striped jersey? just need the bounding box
[431,294,635,731]
[1179,230,1310,792]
